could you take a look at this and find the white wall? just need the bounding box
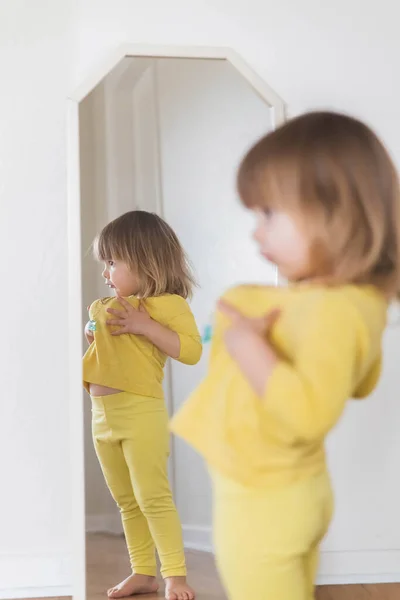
[0,2,74,598]
[2,1,400,597]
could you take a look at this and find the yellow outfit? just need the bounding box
[171,284,386,599]
[83,294,202,578]
[84,294,202,396]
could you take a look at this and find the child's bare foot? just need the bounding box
[107,574,159,598]
[165,576,195,600]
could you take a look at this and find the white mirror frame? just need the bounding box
[66,43,286,600]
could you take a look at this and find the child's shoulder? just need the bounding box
[221,283,282,306]
[219,283,368,314]
[146,294,193,322]
[88,295,139,317]
[149,294,191,311]
[88,296,113,317]
[293,283,386,312]
[90,296,116,308]
[220,283,386,325]
[144,295,193,326]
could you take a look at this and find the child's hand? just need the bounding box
[218,299,280,346]
[106,296,152,336]
[217,299,280,395]
[84,321,94,345]
[218,300,280,386]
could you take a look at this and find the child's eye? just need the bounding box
[108,260,115,267]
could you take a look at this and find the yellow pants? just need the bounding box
[91,392,186,578]
[212,469,333,600]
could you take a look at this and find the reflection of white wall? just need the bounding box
[80,58,274,539]
[80,85,123,534]
[156,58,275,547]
[80,59,165,534]
[80,58,167,534]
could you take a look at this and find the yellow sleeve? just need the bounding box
[353,356,382,399]
[88,297,117,321]
[261,295,364,442]
[168,310,202,366]
[88,299,101,321]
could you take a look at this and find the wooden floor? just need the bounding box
[86,534,399,600]
[24,533,400,599]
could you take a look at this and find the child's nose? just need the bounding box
[102,267,109,279]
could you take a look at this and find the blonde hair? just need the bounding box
[94,211,196,299]
[237,111,400,299]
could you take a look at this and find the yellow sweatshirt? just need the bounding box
[171,284,387,487]
[83,294,202,398]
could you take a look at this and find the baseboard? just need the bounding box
[0,586,72,600]
[182,525,213,552]
[86,513,124,535]
[317,550,400,585]
[2,541,397,600]
[181,526,400,584]
[86,517,212,550]
[0,553,72,600]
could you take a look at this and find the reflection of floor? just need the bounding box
[21,532,400,600]
[86,533,226,600]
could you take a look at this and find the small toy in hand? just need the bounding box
[202,323,213,344]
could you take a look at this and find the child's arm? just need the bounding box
[106,297,202,363]
[141,318,181,359]
[218,299,280,395]
[84,321,94,345]
[85,303,97,345]
[219,295,370,443]
[166,311,202,365]
[106,297,180,358]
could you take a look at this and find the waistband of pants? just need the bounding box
[90,390,165,412]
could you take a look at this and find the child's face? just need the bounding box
[253,208,311,281]
[101,260,139,297]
